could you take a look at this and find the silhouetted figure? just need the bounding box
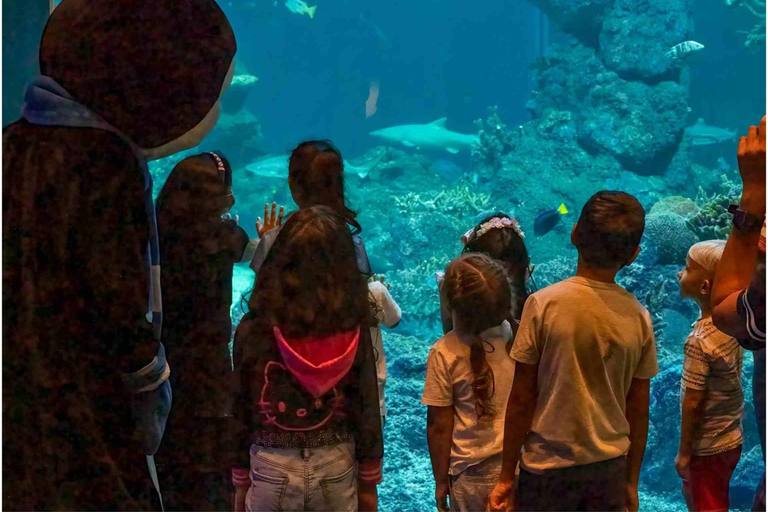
[155,153,256,511]
[2,0,236,509]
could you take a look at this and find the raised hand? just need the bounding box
[737,115,766,210]
[368,274,391,290]
[256,202,285,238]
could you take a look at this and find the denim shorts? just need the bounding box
[246,441,357,512]
[449,454,502,512]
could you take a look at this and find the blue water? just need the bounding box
[148,0,763,510]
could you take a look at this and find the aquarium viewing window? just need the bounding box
[9,0,768,510]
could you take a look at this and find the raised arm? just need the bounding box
[712,116,766,338]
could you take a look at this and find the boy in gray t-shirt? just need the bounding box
[489,191,659,512]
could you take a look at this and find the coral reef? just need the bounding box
[643,276,670,341]
[386,257,449,326]
[728,0,767,49]
[644,213,699,265]
[378,332,433,512]
[687,175,742,240]
[526,0,614,44]
[599,0,692,82]
[527,1,692,177]
[533,255,576,288]
[471,105,520,178]
[649,196,698,217]
[393,186,491,217]
[578,79,689,174]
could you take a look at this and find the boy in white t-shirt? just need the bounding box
[489,191,659,512]
[676,240,744,512]
[368,275,402,422]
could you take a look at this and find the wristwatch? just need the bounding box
[728,204,765,232]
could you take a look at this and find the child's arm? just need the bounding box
[427,405,454,512]
[488,361,538,511]
[676,334,710,482]
[624,378,650,512]
[350,328,384,510]
[489,296,543,511]
[438,275,453,334]
[712,117,765,338]
[230,321,256,510]
[369,278,402,328]
[676,387,706,481]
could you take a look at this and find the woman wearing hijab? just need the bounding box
[2,0,236,509]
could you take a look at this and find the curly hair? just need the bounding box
[245,205,369,339]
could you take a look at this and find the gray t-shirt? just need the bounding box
[681,317,744,456]
[421,322,515,475]
[510,277,658,473]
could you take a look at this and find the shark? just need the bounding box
[244,152,384,180]
[684,118,737,146]
[369,118,479,154]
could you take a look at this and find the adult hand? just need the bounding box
[675,452,691,482]
[222,213,240,225]
[487,481,515,511]
[369,274,391,290]
[624,483,639,512]
[256,202,284,238]
[435,482,450,512]
[737,115,766,209]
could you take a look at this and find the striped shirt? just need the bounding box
[681,317,744,456]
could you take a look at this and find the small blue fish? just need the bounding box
[534,203,568,236]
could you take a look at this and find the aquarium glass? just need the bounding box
[42,0,768,509]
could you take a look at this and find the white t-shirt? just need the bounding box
[510,277,658,473]
[368,281,402,418]
[681,317,744,456]
[421,321,515,476]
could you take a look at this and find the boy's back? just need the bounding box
[510,276,658,472]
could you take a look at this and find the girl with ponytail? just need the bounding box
[249,140,371,277]
[422,254,517,512]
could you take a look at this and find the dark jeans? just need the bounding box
[518,456,626,512]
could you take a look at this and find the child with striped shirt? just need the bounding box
[676,240,744,512]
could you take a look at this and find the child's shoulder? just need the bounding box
[429,331,465,358]
[690,318,738,354]
[532,277,649,318]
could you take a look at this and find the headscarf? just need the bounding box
[39,0,237,149]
